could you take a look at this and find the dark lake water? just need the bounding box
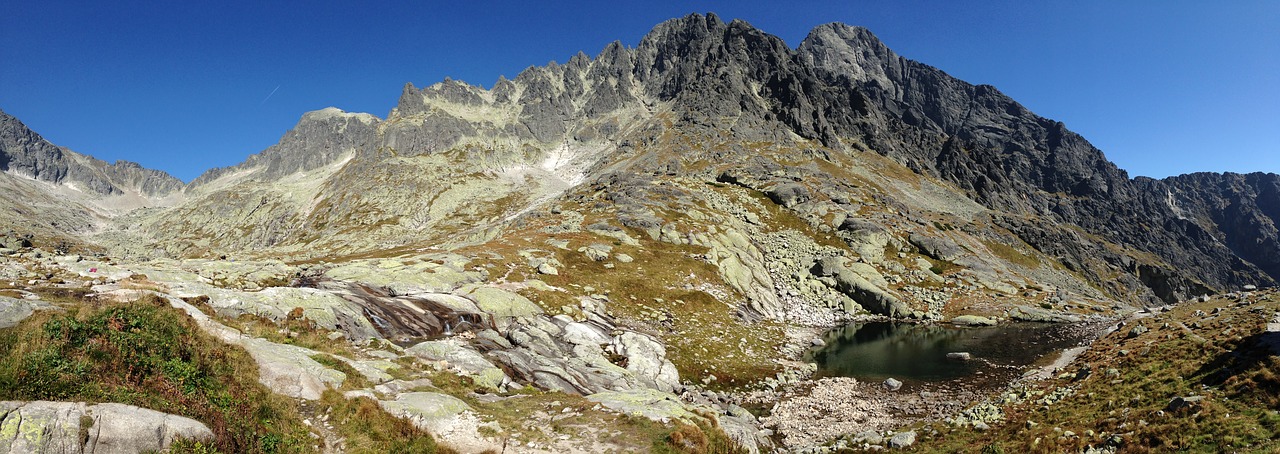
[807,321,1086,384]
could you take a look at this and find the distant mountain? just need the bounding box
[6,13,1279,307]
[0,109,183,247]
[0,109,182,197]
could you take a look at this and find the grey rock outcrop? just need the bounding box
[488,315,681,395]
[0,296,56,329]
[405,339,509,390]
[812,256,910,317]
[1007,305,1082,323]
[882,378,903,391]
[888,430,917,449]
[950,315,997,326]
[0,401,213,454]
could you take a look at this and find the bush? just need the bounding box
[0,295,311,453]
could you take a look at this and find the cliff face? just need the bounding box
[1162,172,1280,281]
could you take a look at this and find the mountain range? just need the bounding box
[2,13,1279,452]
[4,13,1274,305]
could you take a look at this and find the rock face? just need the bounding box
[0,401,213,454]
[0,109,182,197]
[187,107,380,189]
[793,22,1277,301]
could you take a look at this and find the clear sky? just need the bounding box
[2,1,1276,182]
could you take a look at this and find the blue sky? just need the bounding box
[2,1,1276,182]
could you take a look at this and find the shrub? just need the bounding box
[0,295,311,453]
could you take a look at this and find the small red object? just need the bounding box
[89,268,98,273]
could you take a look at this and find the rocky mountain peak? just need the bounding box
[1,108,70,184]
[187,107,380,189]
[1,108,181,197]
[797,23,896,88]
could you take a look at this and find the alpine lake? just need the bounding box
[806,321,1091,387]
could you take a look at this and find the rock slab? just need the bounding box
[0,401,213,454]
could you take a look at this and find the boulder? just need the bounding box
[608,332,681,393]
[1007,305,1082,323]
[813,257,910,317]
[587,388,696,421]
[946,352,972,361]
[1166,395,1205,413]
[0,235,31,250]
[406,339,509,389]
[908,233,965,262]
[765,183,811,207]
[882,378,903,391]
[950,315,997,326]
[463,286,542,318]
[241,338,347,400]
[1127,325,1149,338]
[0,401,213,453]
[379,392,471,430]
[0,296,57,329]
[888,430,917,449]
[579,243,613,262]
[536,263,559,275]
[378,392,499,452]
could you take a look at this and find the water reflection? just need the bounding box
[807,321,1083,383]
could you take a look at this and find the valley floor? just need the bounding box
[2,245,1276,453]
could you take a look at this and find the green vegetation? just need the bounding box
[531,236,787,389]
[913,293,1280,453]
[0,294,449,454]
[926,257,962,276]
[982,239,1041,269]
[0,294,312,453]
[654,417,745,454]
[316,390,452,454]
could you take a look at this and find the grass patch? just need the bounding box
[926,257,962,276]
[310,354,370,390]
[654,416,746,454]
[0,294,312,453]
[915,293,1280,453]
[533,239,786,389]
[315,390,453,454]
[982,239,1041,269]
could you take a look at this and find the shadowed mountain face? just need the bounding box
[3,13,1277,306]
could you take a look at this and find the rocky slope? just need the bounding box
[1,12,1279,454]
[0,109,184,250]
[80,13,1272,305]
